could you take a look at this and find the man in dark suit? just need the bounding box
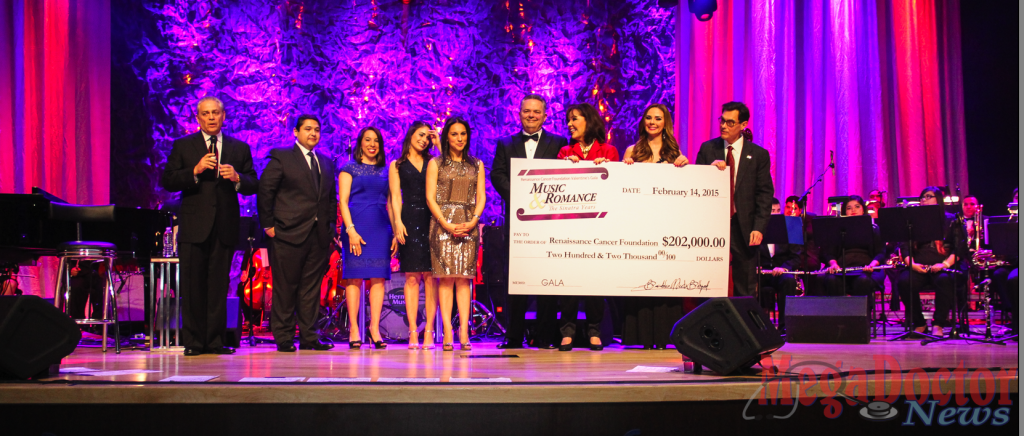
[490,94,566,349]
[160,96,259,356]
[695,101,774,297]
[258,114,337,352]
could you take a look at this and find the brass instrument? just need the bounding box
[965,204,985,252]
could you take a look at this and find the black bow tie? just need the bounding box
[521,132,540,142]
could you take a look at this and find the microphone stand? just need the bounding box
[795,159,833,292]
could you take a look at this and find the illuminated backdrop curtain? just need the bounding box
[674,0,967,210]
[0,0,111,204]
[2,0,966,216]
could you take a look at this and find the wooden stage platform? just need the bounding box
[2,336,1017,405]
[1,334,1018,435]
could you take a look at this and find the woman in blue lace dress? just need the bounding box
[340,126,396,349]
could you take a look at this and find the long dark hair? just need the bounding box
[352,126,386,167]
[439,116,476,167]
[632,104,680,163]
[397,121,434,165]
[566,103,606,145]
[841,195,867,216]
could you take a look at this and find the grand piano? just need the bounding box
[0,188,171,266]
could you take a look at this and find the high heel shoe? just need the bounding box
[459,330,472,351]
[589,337,603,351]
[558,338,573,352]
[408,330,420,350]
[442,329,454,352]
[422,330,435,350]
[349,339,362,349]
[370,333,387,349]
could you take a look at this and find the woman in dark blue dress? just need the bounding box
[388,121,440,349]
[340,126,395,349]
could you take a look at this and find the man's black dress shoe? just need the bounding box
[496,342,524,349]
[299,341,334,351]
[183,348,203,356]
[207,346,236,355]
[277,343,297,352]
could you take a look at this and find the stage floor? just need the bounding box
[2,334,1017,405]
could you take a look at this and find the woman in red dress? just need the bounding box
[554,103,618,351]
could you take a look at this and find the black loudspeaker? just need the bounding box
[785,296,870,344]
[671,297,784,375]
[480,225,508,286]
[0,295,81,379]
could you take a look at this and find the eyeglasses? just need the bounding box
[920,194,937,200]
[718,116,739,128]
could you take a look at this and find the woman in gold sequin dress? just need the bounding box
[425,116,486,351]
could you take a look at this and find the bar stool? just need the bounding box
[50,203,120,354]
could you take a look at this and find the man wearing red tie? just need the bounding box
[160,96,259,356]
[694,102,774,297]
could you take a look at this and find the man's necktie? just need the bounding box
[209,135,219,177]
[727,146,736,216]
[309,150,321,192]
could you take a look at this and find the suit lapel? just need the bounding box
[317,153,332,201]
[512,133,527,159]
[536,129,555,158]
[292,144,318,195]
[193,132,209,157]
[734,142,752,189]
[220,135,233,165]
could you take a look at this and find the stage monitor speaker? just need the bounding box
[785,296,870,344]
[481,225,508,286]
[0,295,81,379]
[670,297,784,375]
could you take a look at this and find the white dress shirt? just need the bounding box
[201,131,224,164]
[522,129,542,159]
[195,130,240,191]
[726,135,744,186]
[297,141,320,170]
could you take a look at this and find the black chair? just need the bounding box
[50,203,120,353]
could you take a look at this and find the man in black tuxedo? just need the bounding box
[258,115,337,352]
[695,101,774,297]
[490,94,566,349]
[160,96,258,356]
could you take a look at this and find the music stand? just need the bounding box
[877,206,944,341]
[813,216,874,295]
[988,222,1017,342]
[756,215,803,324]
[235,215,274,347]
[813,215,876,338]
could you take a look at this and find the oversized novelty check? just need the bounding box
[508,158,730,297]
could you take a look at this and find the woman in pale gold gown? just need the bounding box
[425,116,486,351]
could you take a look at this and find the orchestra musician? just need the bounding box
[897,186,968,336]
[821,196,886,309]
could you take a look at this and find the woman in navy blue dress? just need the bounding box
[388,121,440,349]
[340,127,396,349]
